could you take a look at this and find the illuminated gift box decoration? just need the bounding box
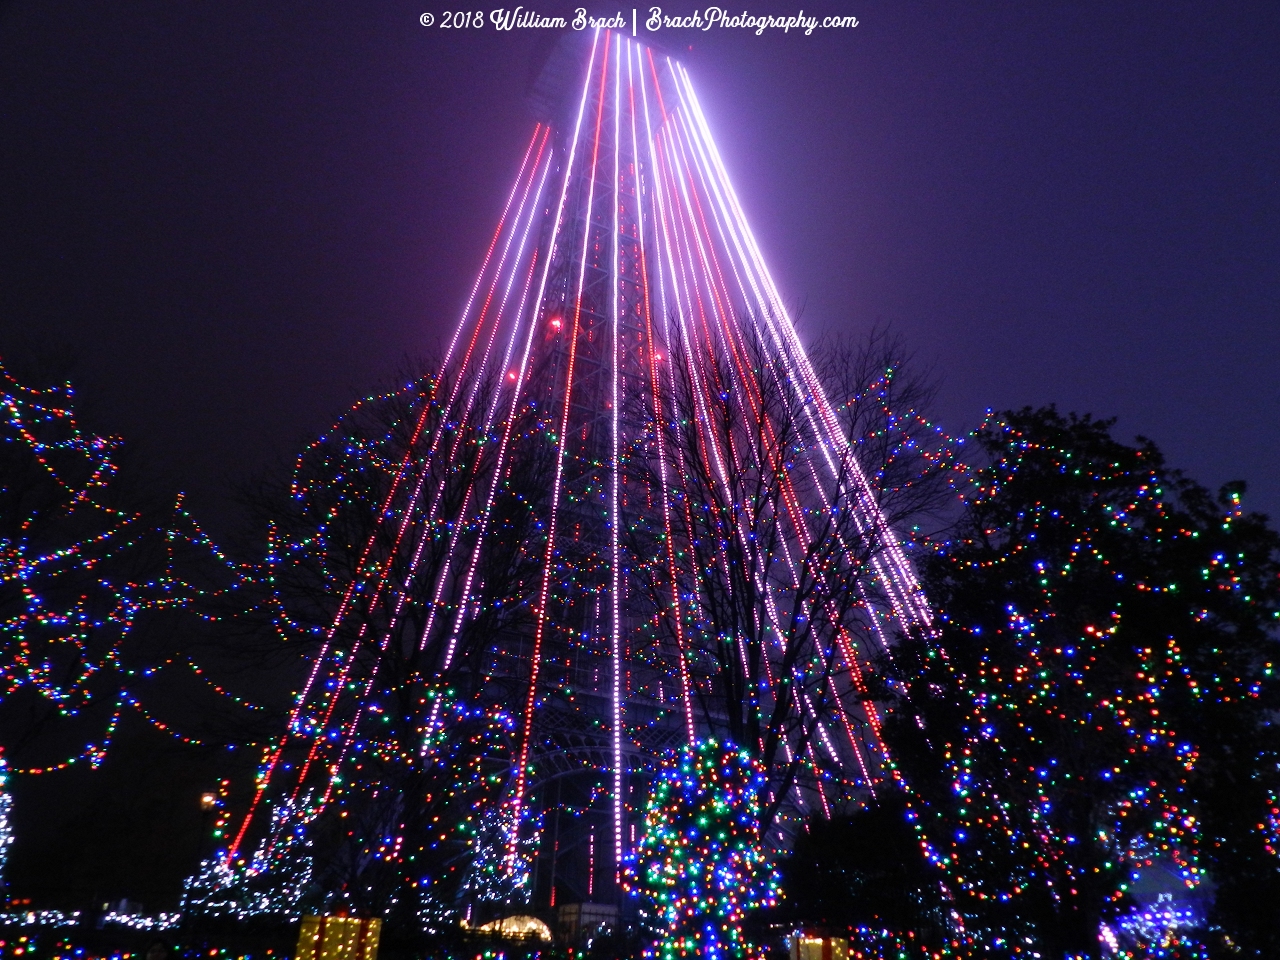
[295,915,381,960]
[790,933,849,960]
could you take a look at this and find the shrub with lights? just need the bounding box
[623,739,781,960]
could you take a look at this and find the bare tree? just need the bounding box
[815,324,959,542]
[623,322,953,835]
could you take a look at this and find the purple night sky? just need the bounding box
[2,2,1277,529]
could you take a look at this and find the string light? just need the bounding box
[1,360,244,776]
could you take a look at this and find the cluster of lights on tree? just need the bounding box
[183,785,314,921]
[0,754,10,892]
[623,740,779,960]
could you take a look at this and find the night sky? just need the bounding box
[2,1,1278,531]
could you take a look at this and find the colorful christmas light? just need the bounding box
[879,409,1280,956]
[623,740,780,960]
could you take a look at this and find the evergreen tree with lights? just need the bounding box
[624,740,781,960]
[181,776,320,924]
[881,407,1280,958]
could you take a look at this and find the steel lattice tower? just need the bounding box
[227,29,932,916]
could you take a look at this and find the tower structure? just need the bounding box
[223,29,931,917]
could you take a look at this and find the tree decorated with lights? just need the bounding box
[458,800,542,910]
[880,407,1280,957]
[0,359,239,773]
[180,367,548,932]
[623,740,780,960]
[0,358,246,909]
